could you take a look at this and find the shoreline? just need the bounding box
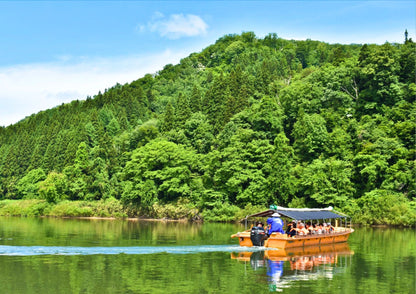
[55,216,192,222]
[0,199,414,226]
[0,199,202,222]
[9,213,200,223]
[5,215,413,228]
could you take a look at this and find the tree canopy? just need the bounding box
[0,32,415,224]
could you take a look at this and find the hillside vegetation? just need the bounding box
[0,32,415,225]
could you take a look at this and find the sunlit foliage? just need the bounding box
[0,32,415,224]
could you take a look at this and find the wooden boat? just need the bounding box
[231,206,354,249]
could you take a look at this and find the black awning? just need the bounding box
[244,209,275,218]
[276,209,346,220]
[244,207,348,221]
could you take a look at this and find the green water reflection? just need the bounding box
[0,217,414,294]
[0,217,238,246]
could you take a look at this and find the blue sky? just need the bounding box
[0,1,414,127]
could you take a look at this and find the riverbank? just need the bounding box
[0,199,202,221]
[0,198,259,222]
[46,216,191,222]
[0,199,415,226]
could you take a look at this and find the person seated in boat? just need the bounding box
[267,212,284,236]
[285,220,296,235]
[286,220,298,237]
[310,224,318,234]
[316,223,323,234]
[297,223,309,236]
[327,222,334,233]
[250,221,267,246]
[290,220,303,236]
[257,221,265,230]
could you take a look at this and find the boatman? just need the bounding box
[250,221,267,246]
[267,212,285,235]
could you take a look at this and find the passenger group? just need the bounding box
[285,220,335,236]
[252,212,335,239]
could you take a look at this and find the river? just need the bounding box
[0,217,414,293]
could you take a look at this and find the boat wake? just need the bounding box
[0,245,272,256]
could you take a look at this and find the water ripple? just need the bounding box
[0,245,271,256]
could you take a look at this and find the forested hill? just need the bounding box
[0,32,415,224]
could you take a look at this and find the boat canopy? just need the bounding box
[244,206,348,221]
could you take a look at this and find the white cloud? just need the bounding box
[0,50,187,127]
[146,13,208,39]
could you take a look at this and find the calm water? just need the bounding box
[0,217,414,294]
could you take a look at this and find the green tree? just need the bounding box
[398,41,416,86]
[190,85,202,113]
[122,140,203,205]
[64,142,90,200]
[107,118,121,137]
[292,113,329,161]
[16,168,46,199]
[357,43,402,113]
[353,135,407,195]
[280,80,323,131]
[210,128,273,206]
[299,158,355,208]
[228,65,251,112]
[129,119,159,150]
[175,93,191,127]
[268,133,296,205]
[247,96,284,141]
[356,189,416,225]
[184,112,214,154]
[203,74,228,133]
[160,101,175,132]
[38,171,68,203]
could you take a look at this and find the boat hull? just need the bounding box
[231,228,354,249]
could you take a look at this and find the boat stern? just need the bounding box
[231,231,253,247]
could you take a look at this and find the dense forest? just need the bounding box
[0,32,415,225]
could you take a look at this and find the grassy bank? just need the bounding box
[0,199,262,222]
[0,198,202,221]
[0,199,414,226]
[0,199,127,218]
